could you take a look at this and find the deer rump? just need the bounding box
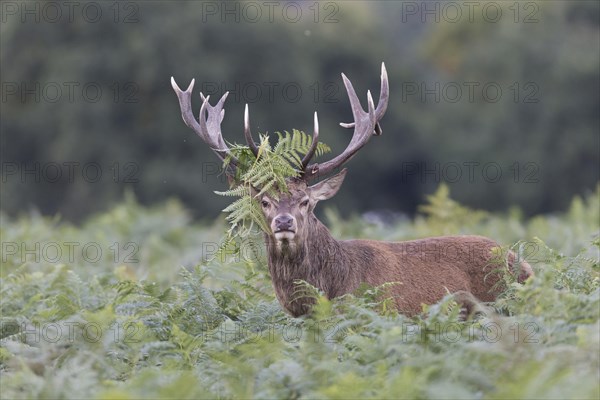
[171,63,533,318]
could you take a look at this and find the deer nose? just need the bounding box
[274,214,295,231]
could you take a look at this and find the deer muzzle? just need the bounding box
[272,213,297,240]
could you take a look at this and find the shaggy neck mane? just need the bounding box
[264,215,358,316]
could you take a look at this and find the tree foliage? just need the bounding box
[1,1,598,220]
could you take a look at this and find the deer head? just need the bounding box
[171,63,389,248]
[256,170,348,253]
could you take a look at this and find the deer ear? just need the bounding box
[309,169,347,201]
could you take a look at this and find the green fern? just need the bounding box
[216,129,330,241]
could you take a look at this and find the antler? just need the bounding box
[302,62,389,181]
[172,77,262,175]
[172,63,388,180]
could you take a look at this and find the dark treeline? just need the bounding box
[2,1,598,221]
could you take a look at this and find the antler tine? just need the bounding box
[342,72,363,121]
[375,62,389,120]
[244,104,260,158]
[301,112,320,170]
[303,63,389,180]
[171,77,238,172]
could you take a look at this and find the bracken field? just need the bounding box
[1,185,599,399]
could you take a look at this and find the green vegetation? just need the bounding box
[1,186,598,399]
[216,129,331,237]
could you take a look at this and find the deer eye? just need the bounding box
[300,199,309,207]
[261,200,270,208]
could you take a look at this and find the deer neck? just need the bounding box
[265,215,350,315]
[266,215,344,274]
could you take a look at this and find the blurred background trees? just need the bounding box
[2,1,598,221]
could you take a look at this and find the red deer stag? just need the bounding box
[171,63,533,317]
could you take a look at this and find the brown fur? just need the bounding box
[260,177,533,317]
